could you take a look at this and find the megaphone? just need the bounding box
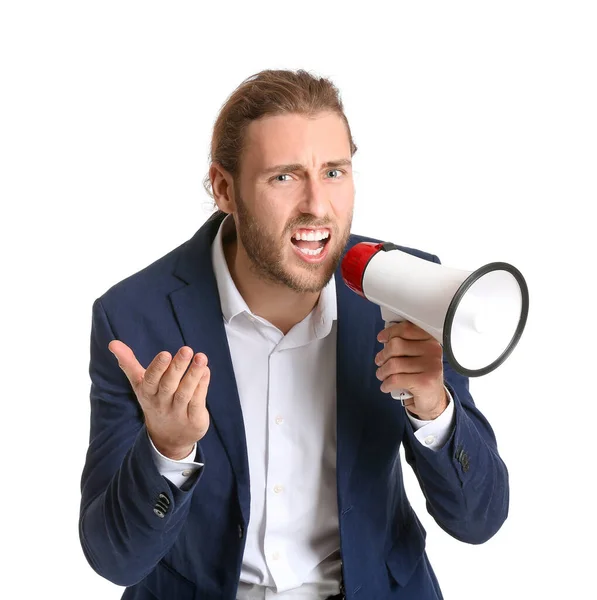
[341,241,529,403]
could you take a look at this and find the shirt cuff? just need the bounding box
[405,386,455,451]
[148,432,204,488]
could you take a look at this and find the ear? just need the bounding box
[210,162,237,214]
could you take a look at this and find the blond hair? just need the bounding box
[203,68,358,199]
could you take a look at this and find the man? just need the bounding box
[79,69,509,599]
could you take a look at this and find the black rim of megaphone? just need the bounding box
[442,262,529,378]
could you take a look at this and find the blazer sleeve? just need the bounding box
[401,254,510,545]
[79,297,205,586]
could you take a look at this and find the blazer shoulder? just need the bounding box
[347,232,440,263]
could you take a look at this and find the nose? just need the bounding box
[298,177,329,219]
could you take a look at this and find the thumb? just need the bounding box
[108,340,145,389]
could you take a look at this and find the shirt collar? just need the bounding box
[211,214,250,324]
[211,214,337,338]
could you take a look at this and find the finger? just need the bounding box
[172,353,209,410]
[376,356,425,381]
[378,321,432,343]
[108,340,146,390]
[375,338,429,366]
[380,372,420,394]
[156,346,194,401]
[188,365,211,421]
[381,369,443,395]
[142,350,173,395]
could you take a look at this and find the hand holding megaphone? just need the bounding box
[374,316,448,417]
[341,241,529,405]
[378,305,429,405]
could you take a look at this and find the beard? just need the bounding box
[234,194,352,294]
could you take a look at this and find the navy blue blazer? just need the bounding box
[79,211,509,599]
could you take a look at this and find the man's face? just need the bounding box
[232,111,355,293]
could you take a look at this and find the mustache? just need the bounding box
[284,217,334,233]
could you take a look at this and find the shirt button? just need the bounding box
[424,435,436,445]
[182,470,193,477]
[273,484,284,494]
[275,416,284,425]
[272,551,281,561]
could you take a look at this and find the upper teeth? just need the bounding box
[293,230,330,242]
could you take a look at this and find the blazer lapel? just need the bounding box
[334,248,380,503]
[168,213,251,523]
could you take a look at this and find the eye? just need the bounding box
[326,169,344,178]
[273,173,292,182]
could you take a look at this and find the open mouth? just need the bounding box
[290,228,331,260]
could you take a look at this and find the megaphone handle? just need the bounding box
[382,311,414,405]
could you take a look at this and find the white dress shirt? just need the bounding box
[149,216,455,599]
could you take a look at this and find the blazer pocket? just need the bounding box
[142,560,196,600]
[385,524,426,587]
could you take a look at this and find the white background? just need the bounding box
[1,1,595,598]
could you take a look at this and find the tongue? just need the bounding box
[293,239,322,250]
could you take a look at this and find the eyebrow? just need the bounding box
[259,158,352,176]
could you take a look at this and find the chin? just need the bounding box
[284,258,336,294]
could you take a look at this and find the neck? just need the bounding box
[223,236,320,335]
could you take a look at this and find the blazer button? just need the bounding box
[238,524,244,539]
[455,446,470,472]
[461,453,470,472]
[153,492,170,518]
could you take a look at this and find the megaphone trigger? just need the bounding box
[391,388,414,404]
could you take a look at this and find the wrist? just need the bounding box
[407,391,448,421]
[150,436,195,461]
[158,444,195,461]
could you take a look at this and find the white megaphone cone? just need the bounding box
[341,242,529,404]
